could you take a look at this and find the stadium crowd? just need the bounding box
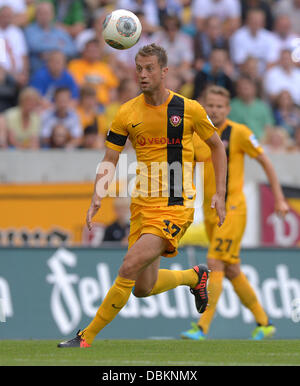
[0,0,299,153]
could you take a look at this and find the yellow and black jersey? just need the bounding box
[105,90,216,207]
[193,118,264,221]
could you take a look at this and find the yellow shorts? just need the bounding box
[205,209,246,265]
[128,204,194,257]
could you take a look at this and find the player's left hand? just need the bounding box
[275,199,289,218]
[86,194,102,231]
[211,193,226,227]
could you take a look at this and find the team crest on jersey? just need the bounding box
[169,115,182,127]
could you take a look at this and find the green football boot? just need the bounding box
[251,324,276,340]
[181,322,206,340]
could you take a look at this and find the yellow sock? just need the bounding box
[148,269,198,296]
[82,275,135,345]
[231,272,268,326]
[198,271,224,334]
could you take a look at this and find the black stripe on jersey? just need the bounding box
[167,95,184,206]
[106,130,128,147]
[221,125,232,202]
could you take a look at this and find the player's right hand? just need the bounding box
[86,195,102,231]
[275,198,289,218]
[211,193,226,227]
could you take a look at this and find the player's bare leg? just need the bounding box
[134,257,202,298]
[133,257,162,297]
[119,234,167,280]
[225,263,276,340]
[134,251,209,314]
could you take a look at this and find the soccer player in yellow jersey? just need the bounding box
[58,44,227,348]
[181,85,289,341]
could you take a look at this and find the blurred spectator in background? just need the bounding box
[84,0,115,15]
[102,78,139,134]
[291,125,300,151]
[49,123,70,148]
[241,0,273,31]
[24,0,37,26]
[274,0,300,35]
[117,0,159,28]
[165,67,183,94]
[239,55,263,97]
[230,8,279,73]
[0,66,18,112]
[117,11,158,73]
[76,85,106,135]
[79,123,105,150]
[30,50,79,108]
[102,197,130,245]
[152,14,194,82]
[25,1,77,73]
[192,0,241,37]
[75,8,109,54]
[264,49,300,106]
[85,1,113,9]
[229,75,274,139]
[44,0,85,38]
[261,126,293,153]
[2,87,41,149]
[0,0,28,27]
[156,0,184,26]
[0,115,6,148]
[193,48,235,100]
[193,16,229,70]
[75,8,125,80]
[41,87,82,148]
[68,38,119,109]
[273,14,299,53]
[273,90,300,138]
[0,5,29,86]
[182,0,198,36]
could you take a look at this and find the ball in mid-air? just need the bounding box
[102,9,142,50]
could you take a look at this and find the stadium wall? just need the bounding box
[0,150,300,185]
[0,247,299,340]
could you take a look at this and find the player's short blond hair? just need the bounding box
[203,85,230,105]
[135,43,168,68]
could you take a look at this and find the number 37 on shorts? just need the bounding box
[162,220,181,237]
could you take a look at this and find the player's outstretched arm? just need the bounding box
[205,132,227,226]
[255,153,289,218]
[86,148,120,231]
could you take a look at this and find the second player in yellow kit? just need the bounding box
[195,117,263,265]
[181,86,289,341]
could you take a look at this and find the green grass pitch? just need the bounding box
[1,340,300,366]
